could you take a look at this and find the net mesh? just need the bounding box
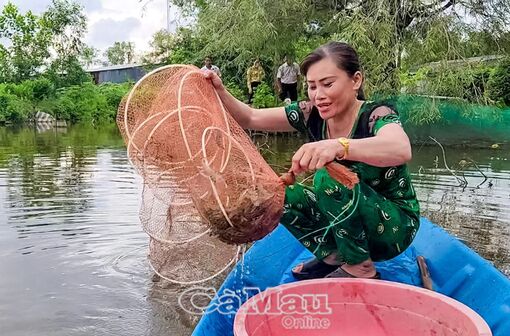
[117,64,286,283]
[376,94,510,146]
[117,64,359,284]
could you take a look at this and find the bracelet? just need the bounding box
[337,137,350,160]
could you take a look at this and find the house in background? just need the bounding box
[86,64,146,84]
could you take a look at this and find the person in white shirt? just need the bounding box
[201,57,221,77]
[277,55,301,102]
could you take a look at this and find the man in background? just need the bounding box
[276,55,300,102]
[201,57,221,77]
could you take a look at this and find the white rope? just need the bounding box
[200,126,257,229]
[123,64,195,140]
[122,64,251,285]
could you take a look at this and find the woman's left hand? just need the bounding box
[290,139,344,175]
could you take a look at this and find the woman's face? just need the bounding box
[306,57,362,120]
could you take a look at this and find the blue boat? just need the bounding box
[192,218,510,336]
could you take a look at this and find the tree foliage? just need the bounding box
[0,0,89,85]
[0,1,136,124]
[104,41,136,65]
[0,3,51,82]
[42,0,87,61]
[80,45,100,68]
[143,29,177,64]
[488,58,510,106]
[169,0,510,95]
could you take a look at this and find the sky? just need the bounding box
[0,0,184,53]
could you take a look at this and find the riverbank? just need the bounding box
[0,80,131,125]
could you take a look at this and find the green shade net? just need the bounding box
[377,95,510,147]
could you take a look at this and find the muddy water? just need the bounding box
[0,126,508,335]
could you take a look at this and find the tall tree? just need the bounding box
[143,29,177,64]
[42,0,89,87]
[42,0,87,61]
[0,0,89,83]
[80,45,100,68]
[104,41,136,65]
[170,0,510,93]
[0,3,51,82]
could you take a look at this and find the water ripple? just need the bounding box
[1,128,509,336]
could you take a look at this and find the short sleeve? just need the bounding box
[295,63,301,76]
[284,102,307,134]
[277,66,282,79]
[370,106,402,135]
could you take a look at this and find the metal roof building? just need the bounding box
[86,64,146,84]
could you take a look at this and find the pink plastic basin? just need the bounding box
[234,279,492,336]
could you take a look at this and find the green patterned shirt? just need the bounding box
[284,100,420,221]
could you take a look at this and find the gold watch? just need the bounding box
[337,137,350,160]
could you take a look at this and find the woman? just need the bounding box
[246,58,265,104]
[203,42,420,280]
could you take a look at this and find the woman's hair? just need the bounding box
[300,41,365,100]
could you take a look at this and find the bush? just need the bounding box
[2,81,33,100]
[53,82,108,123]
[487,58,510,106]
[252,82,277,108]
[97,82,132,120]
[463,66,492,104]
[0,91,32,123]
[35,98,60,117]
[45,57,92,89]
[0,74,131,124]
[225,81,245,101]
[29,78,55,101]
[4,78,57,102]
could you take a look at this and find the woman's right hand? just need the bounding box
[203,70,224,91]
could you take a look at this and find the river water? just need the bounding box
[0,125,508,335]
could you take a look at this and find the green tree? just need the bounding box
[42,0,87,62]
[105,41,136,65]
[42,0,90,88]
[80,45,100,68]
[167,27,206,65]
[0,1,89,84]
[45,56,90,89]
[169,0,510,94]
[143,29,177,64]
[488,58,510,106]
[0,3,52,82]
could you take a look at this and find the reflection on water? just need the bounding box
[0,126,509,335]
[0,126,196,336]
[410,144,510,275]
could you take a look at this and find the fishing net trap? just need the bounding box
[117,64,358,284]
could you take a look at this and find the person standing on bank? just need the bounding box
[203,42,420,280]
[246,58,265,104]
[277,55,301,102]
[201,56,221,77]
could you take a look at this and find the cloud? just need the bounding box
[88,17,142,49]
[2,0,173,53]
[80,0,103,13]
[2,0,102,14]
[2,0,51,14]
